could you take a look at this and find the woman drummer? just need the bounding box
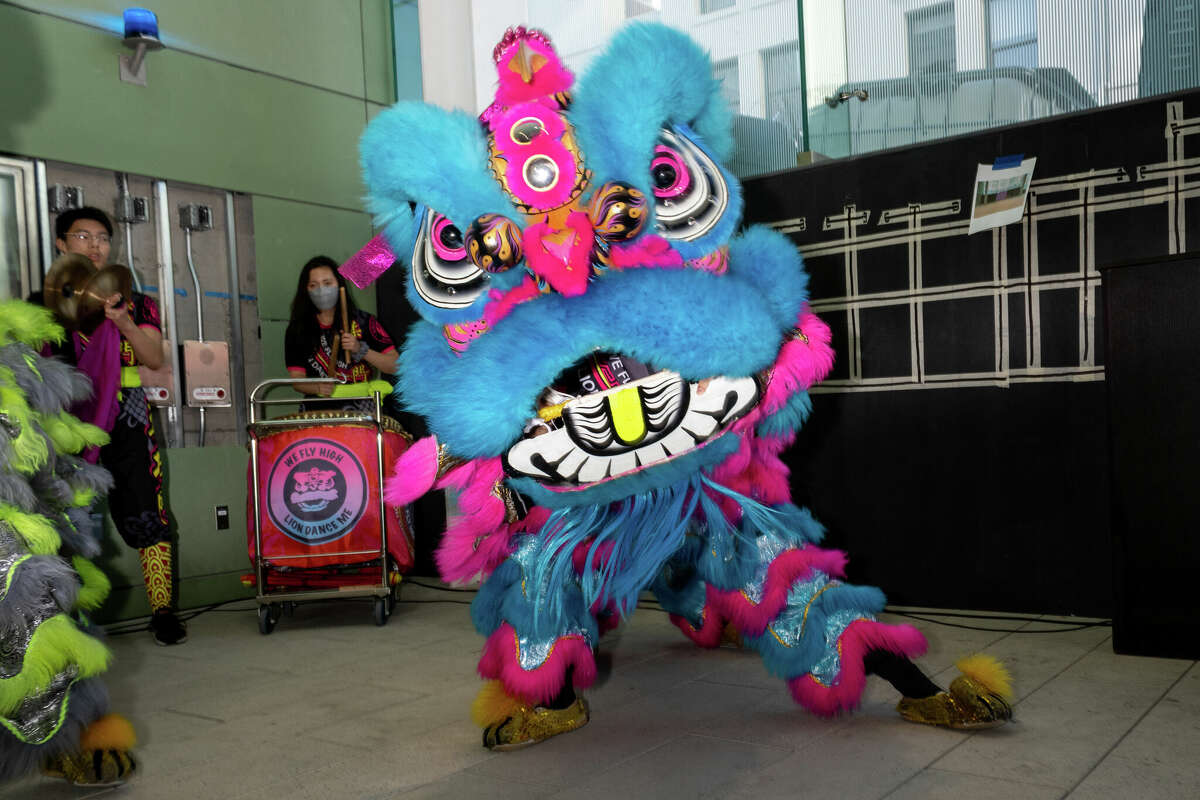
[284,255,398,409]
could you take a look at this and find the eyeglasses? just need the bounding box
[65,232,112,244]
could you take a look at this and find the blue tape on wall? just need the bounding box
[135,286,256,302]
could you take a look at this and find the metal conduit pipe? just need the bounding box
[117,173,142,292]
[153,181,184,448]
[184,227,206,446]
[224,192,247,442]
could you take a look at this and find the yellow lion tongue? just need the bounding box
[609,386,646,445]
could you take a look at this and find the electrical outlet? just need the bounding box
[48,185,84,213]
[178,203,214,232]
[215,505,229,530]
[114,195,149,224]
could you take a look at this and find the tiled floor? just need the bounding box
[4,582,1198,799]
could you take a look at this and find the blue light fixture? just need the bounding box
[123,7,159,39]
[120,7,163,85]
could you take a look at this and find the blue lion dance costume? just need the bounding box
[343,24,1014,748]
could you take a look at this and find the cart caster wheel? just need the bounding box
[373,596,389,627]
[387,582,400,614]
[257,604,277,635]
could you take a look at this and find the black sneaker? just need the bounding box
[150,609,188,646]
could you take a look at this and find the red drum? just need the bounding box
[248,415,414,573]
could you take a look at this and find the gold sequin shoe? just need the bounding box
[473,680,590,751]
[483,698,590,750]
[42,749,137,787]
[897,654,1014,730]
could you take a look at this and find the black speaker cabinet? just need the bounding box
[1101,252,1200,659]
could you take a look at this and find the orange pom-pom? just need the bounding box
[955,654,1014,702]
[79,713,137,752]
[471,680,526,729]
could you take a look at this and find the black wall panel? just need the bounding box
[743,90,1200,615]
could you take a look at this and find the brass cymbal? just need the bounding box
[77,264,135,334]
[43,253,97,328]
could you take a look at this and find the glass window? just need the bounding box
[0,174,21,301]
[503,1,799,178]
[988,0,1037,68]
[763,42,804,146]
[0,159,36,303]
[713,57,740,114]
[626,0,661,17]
[907,1,956,75]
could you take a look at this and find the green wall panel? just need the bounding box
[94,445,253,621]
[362,0,397,104]
[4,1,393,618]
[259,318,291,380]
[12,0,379,98]
[1,4,372,208]
[252,196,375,321]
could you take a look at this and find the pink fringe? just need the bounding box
[706,429,793,511]
[669,597,727,648]
[787,619,928,717]
[668,547,849,645]
[433,458,519,583]
[607,235,685,269]
[382,435,440,506]
[484,276,543,327]
[761,309,835,415]
[713,548,848,636]
[478,623,598,706]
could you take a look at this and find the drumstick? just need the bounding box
[339,287,350,333]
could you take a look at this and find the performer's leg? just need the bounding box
[100,391,185,645]
[469,535,598,750]
[653,512,1013,728]
[137,540,173,613]
[864,648,941,698]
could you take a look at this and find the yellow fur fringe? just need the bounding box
[79,713,137,752]
[955,654,1013,701]
[471,680,525,729]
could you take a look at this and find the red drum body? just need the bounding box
[248,420,414,572]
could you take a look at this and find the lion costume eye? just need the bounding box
[465,213,524,273]
[651,128,729,243]
[411,209,490,310]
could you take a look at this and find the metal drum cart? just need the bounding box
[246,378,415,633]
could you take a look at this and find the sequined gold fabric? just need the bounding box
[494,482,520,524]
[42,747,136,787]
[436,443,464,477]
[483,697,590,751]
[896,675,1014,729]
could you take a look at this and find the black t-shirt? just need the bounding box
[284,308,396,381]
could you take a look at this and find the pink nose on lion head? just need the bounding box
[522,211,594,296]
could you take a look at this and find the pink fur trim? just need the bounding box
[478,623,598,706]
[607,235,685,269]
[787,619,927,717]
[434,457,517,583]
[668,593,727,648]
[668,546,849,644]
[711,548,848,636]
[762,309,835,414]
[383,435,439,506]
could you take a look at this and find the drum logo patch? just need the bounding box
[267,437,368,545]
